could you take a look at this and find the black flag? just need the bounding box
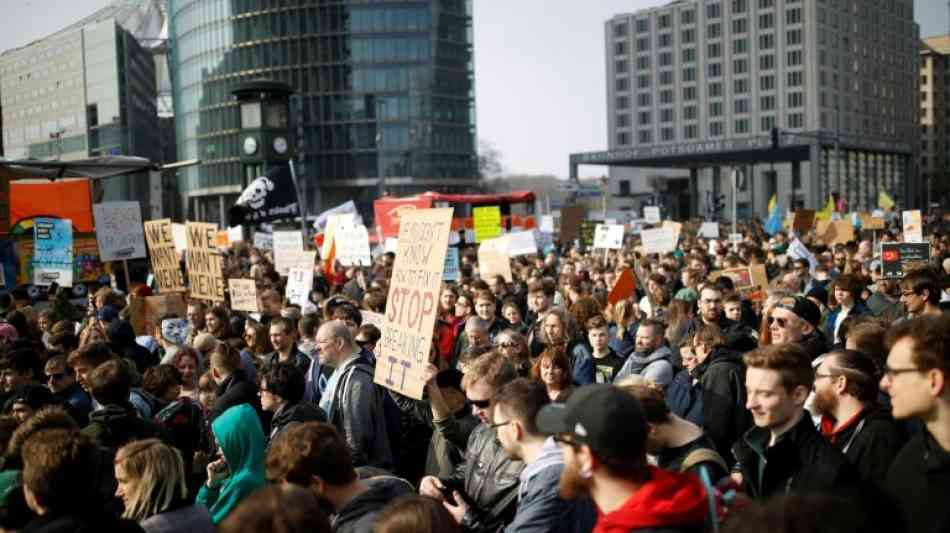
[229,164,300,226]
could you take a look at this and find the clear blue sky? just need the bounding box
[2,0,946,178]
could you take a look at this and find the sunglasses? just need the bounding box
[468,398,491,408]
[767,315,790,328]
[497,342,518,349]
[45,372,66,382]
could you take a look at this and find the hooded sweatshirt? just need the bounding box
[615,346,674,386]
[197,403,266,524]
[333,476,415,533]
[593,466,708,533]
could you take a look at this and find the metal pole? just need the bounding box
[835,106,841,203]
[731,167,737,238]
[289,160,308,240]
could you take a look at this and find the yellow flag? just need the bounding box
[878,191,895,210]
[768,194,777,214]
[815,195,835,221]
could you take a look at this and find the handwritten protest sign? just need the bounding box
[816,219,855,246]
[473,206,502,243]
[479,247,513,283]
[506,231,538,256]
[285,267,313,308]
[709,264,769,302]
[92,202,146,262]
[699,222,720,239]
[640,227,676,255]
[335,222,372,266]
[662,220,683,244]
[171,223,187,255]
[594,224,624,249]
[540,215,555,233]
[443,247,460,281]
[253,232,273,250]
[185,222,225,302]
[902,210,923,243]
[859,213,885,230]
[143,219,186,292]
[643,206,661,224]
[273,231,307,276]
[33,218,73,287]
[228,279,260,312]
[374,208,454,400]
[228,226,243,243]
[882,243,931,279]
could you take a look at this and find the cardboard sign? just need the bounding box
[560,205,585,241]
[375,208,454,400]
[608,268,636,305]
[473,205,502,243]
[143,219,186,292]
[859,213,885,230]
[662,220,683,244]
[594,224,624,249]
[33,218,73,287]
[793,210,816,232]
[322,213,356,258]
[579,221,598,246]
[361,310,384,328]
[478,247,513,283]
[273,231,305,276]
[285,267,313,308]
[335,223,372,266]
[128,292,188,336]
[443,247,460,281]
[644,206,661,224]
[185,222,225,302]
[228,278,260,312]
[881,242,931,279]
[92,202,147,262]
[640,227,676,255]
[699,221,720,239]
[709,264,769,302]
[817,219,855,246]
[506,231,538,256]
[253,232,273,250]
[902,210,923,243]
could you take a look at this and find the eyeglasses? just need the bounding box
[497,342,518,349]
[468,398,491,408]
[767,316,790,328]
[45,372,65,382]
[882,365,923,378]
[489,420,511,430]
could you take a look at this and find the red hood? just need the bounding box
[594,466,709,533]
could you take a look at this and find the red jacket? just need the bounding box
[594,466,709,533]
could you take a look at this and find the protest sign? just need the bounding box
[374,208,454,400]
[443,247,460,281]
[640,227,676,255]
[285,267,313,308]
[214,230,230,248]
[816,219,855,246]
[228,279,260,312]
[859,213,885,230]
[793,210,816,233]
[361,310,384,328]
[335,222,372,266]
[33,218,73,287]
[312,200,360,233]
[479,247,513,283]
[643,206,661,224]
[787,237,818,273]
[129,293,188,336]
[273,231,305,276]
[185,222,225,302]
[560,205,585,241]
[608,268,636,305]
[579,221,598,247]
[171,223,187,255]
[662,220,683,244]
[709,264,769,302]
[143,219,186,292]
[506,231,538,256]
[902,210,923,243]
[253,232,273,250]
[594,224,624,249]
[17,236,107,286]
[92,202,146,262]
[540,215,555,233]
[473,205,502,243]
[699,222,720,239]
[881,243,931,279]
[322,213,356,257]
[228,226,243,243]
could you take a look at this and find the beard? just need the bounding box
[558,456,592,500]
[812,387,838,416]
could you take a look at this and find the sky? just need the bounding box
[1,0,947,179]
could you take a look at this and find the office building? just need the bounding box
[572,0,920,219]
[169,0,478,224]
[921,35,950,209]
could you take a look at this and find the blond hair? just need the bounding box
[115,439,187,521]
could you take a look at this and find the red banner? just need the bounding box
[373,197,433,238]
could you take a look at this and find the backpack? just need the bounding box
[154,397,205,454]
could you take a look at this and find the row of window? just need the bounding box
[613,0,806,36]
[619,28,804,54]
[617,70,803,92]
[615,113,805,145]
[616,92,805,125]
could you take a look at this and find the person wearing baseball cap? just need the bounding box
[536,384,708,533]
[767,295,828,361]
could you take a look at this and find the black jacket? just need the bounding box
[825,406,905,486]
[329,360,394,470]
[210,368,262,422]
[264,345,312,374]
[334,476,415,533]
[797,329,829,361]
[885,428,950,533]
[733,411,859,499]
[268,401,327,449]
[441,423,525,533]
[22,514,143,533]
[106,320,157,373]
[673,316,757,368]
[691,348,751,465]
[80,402,169,452]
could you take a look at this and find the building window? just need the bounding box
[636,37,650,51]
[615,60,627,73]
[684,105,697,120]
[786,7,802,24]
[735,118,749,134]
[658,13,671,29]
[660,71,673,85]
[732,0,747,13]
[759,34,775,49]
[787,49,803,66]
[759,13,774,28]
[761,115,775,132]
[615,42,627,55]
[787,29,802,45]
[638,111,652,124]
[681,10,695,24]
[661,127,675,141]
[709,82,722,97]
[684,124,698,139]
[788,112,804,128]
[620,180,631,195]
[787,71,803,86]
[636,18,649,32]
[658,33,673,47]
[614,23,628,36]
[734,99,750,113]
[788,92,804,107]
[661,108,675,122]
[637,74,651,88]
[734,58,748,74]
[761,95,775,110]
[637,56,650,69]
[617,96,629,109]
[734,78,749,93]
[617,132,630,145]
[733,18,748,34]
[760,74,775,90]
[682,29,696,44]
[707,3,721,18]
[708,42,722,58]
[617,114,631,127]
[710,121,724,136]
[637,93,651,106]
[759,54,775,70]
[708,63,722,77]
[707,23,721,38]
[733,39,748,54]
[683,86,697,100]
[616,78,629,91]
[683,67,696,82]
[682,48,696,62]
[638,130,652,144]
[659,52,673,66]
[660,89,674,103]
[710,101,723,116]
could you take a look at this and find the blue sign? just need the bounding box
[33,218,74,286]
[443,247,460,281]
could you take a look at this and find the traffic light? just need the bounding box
[771,127,780,150]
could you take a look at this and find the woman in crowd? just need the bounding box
[533,306,594,385]
[436,284,462,362]
[607,299,640,357]
[114,438,215,533]
[204,306,231,342]
[666,299,696,348]
[241,321,271,371]
[494,329,532,377]
[173,347,202,402]
[531,347,574,402]
[500,298,527,335]
[454,291,474,322]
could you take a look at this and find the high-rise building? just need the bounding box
[0,0,167,206]
[572,0,920,219]
[169,0,478,224]
[921,36,950,209]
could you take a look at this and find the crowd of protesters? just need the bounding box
[0,214,948,533]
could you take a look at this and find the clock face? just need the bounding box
[273,136,288,154]
[243,136,258,155]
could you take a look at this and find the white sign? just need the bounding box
[594,224,624,249]
[640,227,676,255]
[729,233,743,243]
[92,202,147,262]
[253,232,273,250]
[506,231,538,256]
[540,215,555,233]
[902,210,923,243]
[228,226,243,243]
[787,237,818,274]
[643,206,661,224]
[274,231,306,276]
[699,222,720,239]
[385,237,399,254]
[336,224,372,266]
[171,223,187,256]
[312,200,360,233]
[285,267,313,308]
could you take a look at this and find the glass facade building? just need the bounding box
[169,0,477,223]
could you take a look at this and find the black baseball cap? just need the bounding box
[774,295,821,327]
[535,384,647,461]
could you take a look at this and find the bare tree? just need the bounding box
[477,138,504,178]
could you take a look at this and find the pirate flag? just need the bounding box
[229,164,300,226]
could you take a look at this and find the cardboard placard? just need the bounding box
[228,278,260,312]
[273,230,305,276]
[361,310,385,328]
[559,205,585,241]
[92,202,147,262]
[443,247,460,281]
[143,219,186,293]
[473,205,503,243]
[881,242,931,279]
[793,210,816,232]
[644,206,661,224]
[608,268,636,305]
[185,222,225,302]
[579,221,598,246]
[335,223,372,267]
[902,210,923,243]
[662,220,683,244]
[130,293,188,336]
[859,213,885,230]
[375,208,454,400]
[709,264,769,302]
[594,224,624,249]
[33,218,73,287]
[640,227,676,255]
[699,221,720,239]
[253,232,273,250]
[478,247,513,283]
[285,267,313,308]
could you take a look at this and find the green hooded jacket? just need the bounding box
[196,403,265,524]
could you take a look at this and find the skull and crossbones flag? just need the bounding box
[229,164,300,226]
